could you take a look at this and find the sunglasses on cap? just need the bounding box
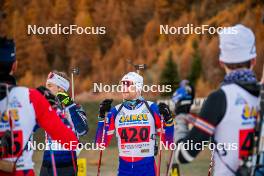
[120,80,134,87]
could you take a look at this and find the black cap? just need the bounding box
[0,37,15,62]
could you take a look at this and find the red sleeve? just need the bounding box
[154,112,165,141]
[105,113,115,147]
[29,89,78,150]
[95,108,116,147]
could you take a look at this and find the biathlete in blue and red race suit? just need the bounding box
[95,72,174,176]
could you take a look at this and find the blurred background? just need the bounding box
[1,0,264,175]
[0,0,264,100]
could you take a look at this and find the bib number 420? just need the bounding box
[118,126,150,144]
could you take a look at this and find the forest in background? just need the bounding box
[0,0,263,98]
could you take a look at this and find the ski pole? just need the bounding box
[207,149,215,176]
[71,67,80,101]
[126,59,147,75]
[97,100,113,176]
[166,149,175,176]
[157,114,165,176]
[134,64,147,74]
[252,65,264,175]
[166,116,175,176]
[97,117,107,176]
[170,113,214,176]
[70,68,80,175]
[50,149,57,176]
[166,117,180,176]
[63,106,78,176]
[48,136,58,176]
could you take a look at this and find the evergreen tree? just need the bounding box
[160,51,179,97]
[188,40,202,86]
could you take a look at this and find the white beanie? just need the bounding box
[121,72,143,91]
[219,24,256,63]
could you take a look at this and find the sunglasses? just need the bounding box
[47,72,55,79]
[120,80,134,87]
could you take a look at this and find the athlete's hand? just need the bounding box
[36,86,58,109]
[99,99,113,118]
[158,103,172,122]
[172,80,194,115]
[57,92,73,107]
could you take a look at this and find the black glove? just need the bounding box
[36,86,59,109]
[175,99,193,115]
[158,103,172,122]
[99,99,113,118]
[56,92,73,107]
[173,84,195,115]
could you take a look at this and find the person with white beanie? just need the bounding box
[95,72,174,176]
[171,24,260,176]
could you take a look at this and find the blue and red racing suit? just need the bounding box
[40,103,88,175]
[95,99,174,176]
